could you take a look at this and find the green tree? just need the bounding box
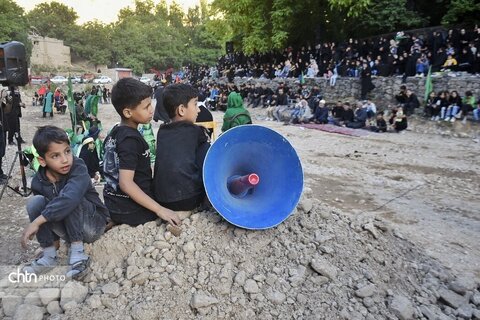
[441,0,480,25]
[71,21,112,66]
[0,0,31,60]
[0,0,28,42]
[26,1,80,43]
[351,0,427,37]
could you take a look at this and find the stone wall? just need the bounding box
[221,74,480,108]
[29,35,71,68]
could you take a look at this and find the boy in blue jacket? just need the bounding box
[21,125,110,279]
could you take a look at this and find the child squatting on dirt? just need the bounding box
[21,125,110,279]
[102,78,181,227]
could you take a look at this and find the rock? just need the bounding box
[472,292,480,306]
[472,309,480,319]
[420,305,447,320]
[190,293,219,309]
[102,283,120,297]
[24,292,41,306]
[126,265,142,280]
[2,295,23,317]
[355,284,376,298]
[46,301,62,315]
[234,271,247,286]
[132,272,149,285]
[62,300,78,311]
[456,304,473,319]
[86,295,102,309]
[244,279,260,294]
[363,222,379,239]
[267,291,286,305]
[13,304,45,320]
[153,241,171,250]
[176,211,192,220]
[310,258,337,280]
[60,281,88,307]
[449,275,478,295]
[438,288,468,309]
[390,295,414,320]
[38,288,61,305]
[289,265,307,287]
[298,198,313,213]
[183,241,195,254]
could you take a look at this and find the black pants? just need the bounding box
[160,193,205,211]
[110,208,158,226]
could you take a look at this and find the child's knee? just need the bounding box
[26,195,47,220]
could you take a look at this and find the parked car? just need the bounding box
[139,77,152,86]
[93,76,112,84]
[50,75,68,84]
[69,75,82,84]
[30,76,49,85]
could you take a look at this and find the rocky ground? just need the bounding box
[0,87,479,319]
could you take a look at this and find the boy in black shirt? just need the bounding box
[153,84,210,211]
[103,78,181,227]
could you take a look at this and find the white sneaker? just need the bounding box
[461,118,467,125]
[450,117,456,123]
[444,117,450,121]
[431,116,435,121]
[435,116,440,121]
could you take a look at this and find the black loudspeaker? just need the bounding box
[226,41,234,54]
[0,41,28,86]
[203,125,304,230]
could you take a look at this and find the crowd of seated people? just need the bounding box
[179,26,480,85]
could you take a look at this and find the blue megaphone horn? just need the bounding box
[203,125,304,229]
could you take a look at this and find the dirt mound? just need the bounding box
[38,193,476,320]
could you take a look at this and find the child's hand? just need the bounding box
[157,208,181,227]
[21,222,39,249]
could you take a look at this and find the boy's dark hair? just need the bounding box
[111,78,152,118]
[162,84,199,119]
[33,125,70,157]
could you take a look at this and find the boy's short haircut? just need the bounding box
[33,125,70,157]
[162,84,199,119]
[111,78,152,118]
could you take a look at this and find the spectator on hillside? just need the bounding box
[389,107,408,132]
[403,89,420,116]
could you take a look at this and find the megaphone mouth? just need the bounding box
[203,125,304,230]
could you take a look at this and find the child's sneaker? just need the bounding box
[22,253,57,275]
[66,256,90,280]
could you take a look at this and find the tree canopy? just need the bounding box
[0,0,478,73]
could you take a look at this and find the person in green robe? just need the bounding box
[42,89,54,118]
[221,92,252,132]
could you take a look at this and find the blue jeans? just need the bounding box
[473,109,480,121]
[27,195,106,248]
[441,105,460,119]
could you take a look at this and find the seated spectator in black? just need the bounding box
[216,92,228,112]
[251,83,263,108]
[341,102,355,125]
[395,85,408,104]
[424,91,438,119]
[457,47,474,73]
[79,137,102,184]
[261,84,274,108]
[313,99,329,124]
[403,89,420,116]
[389,107,408,132]
[370,111,387,132]
[332,101,345,121]
[346,102,368,129]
